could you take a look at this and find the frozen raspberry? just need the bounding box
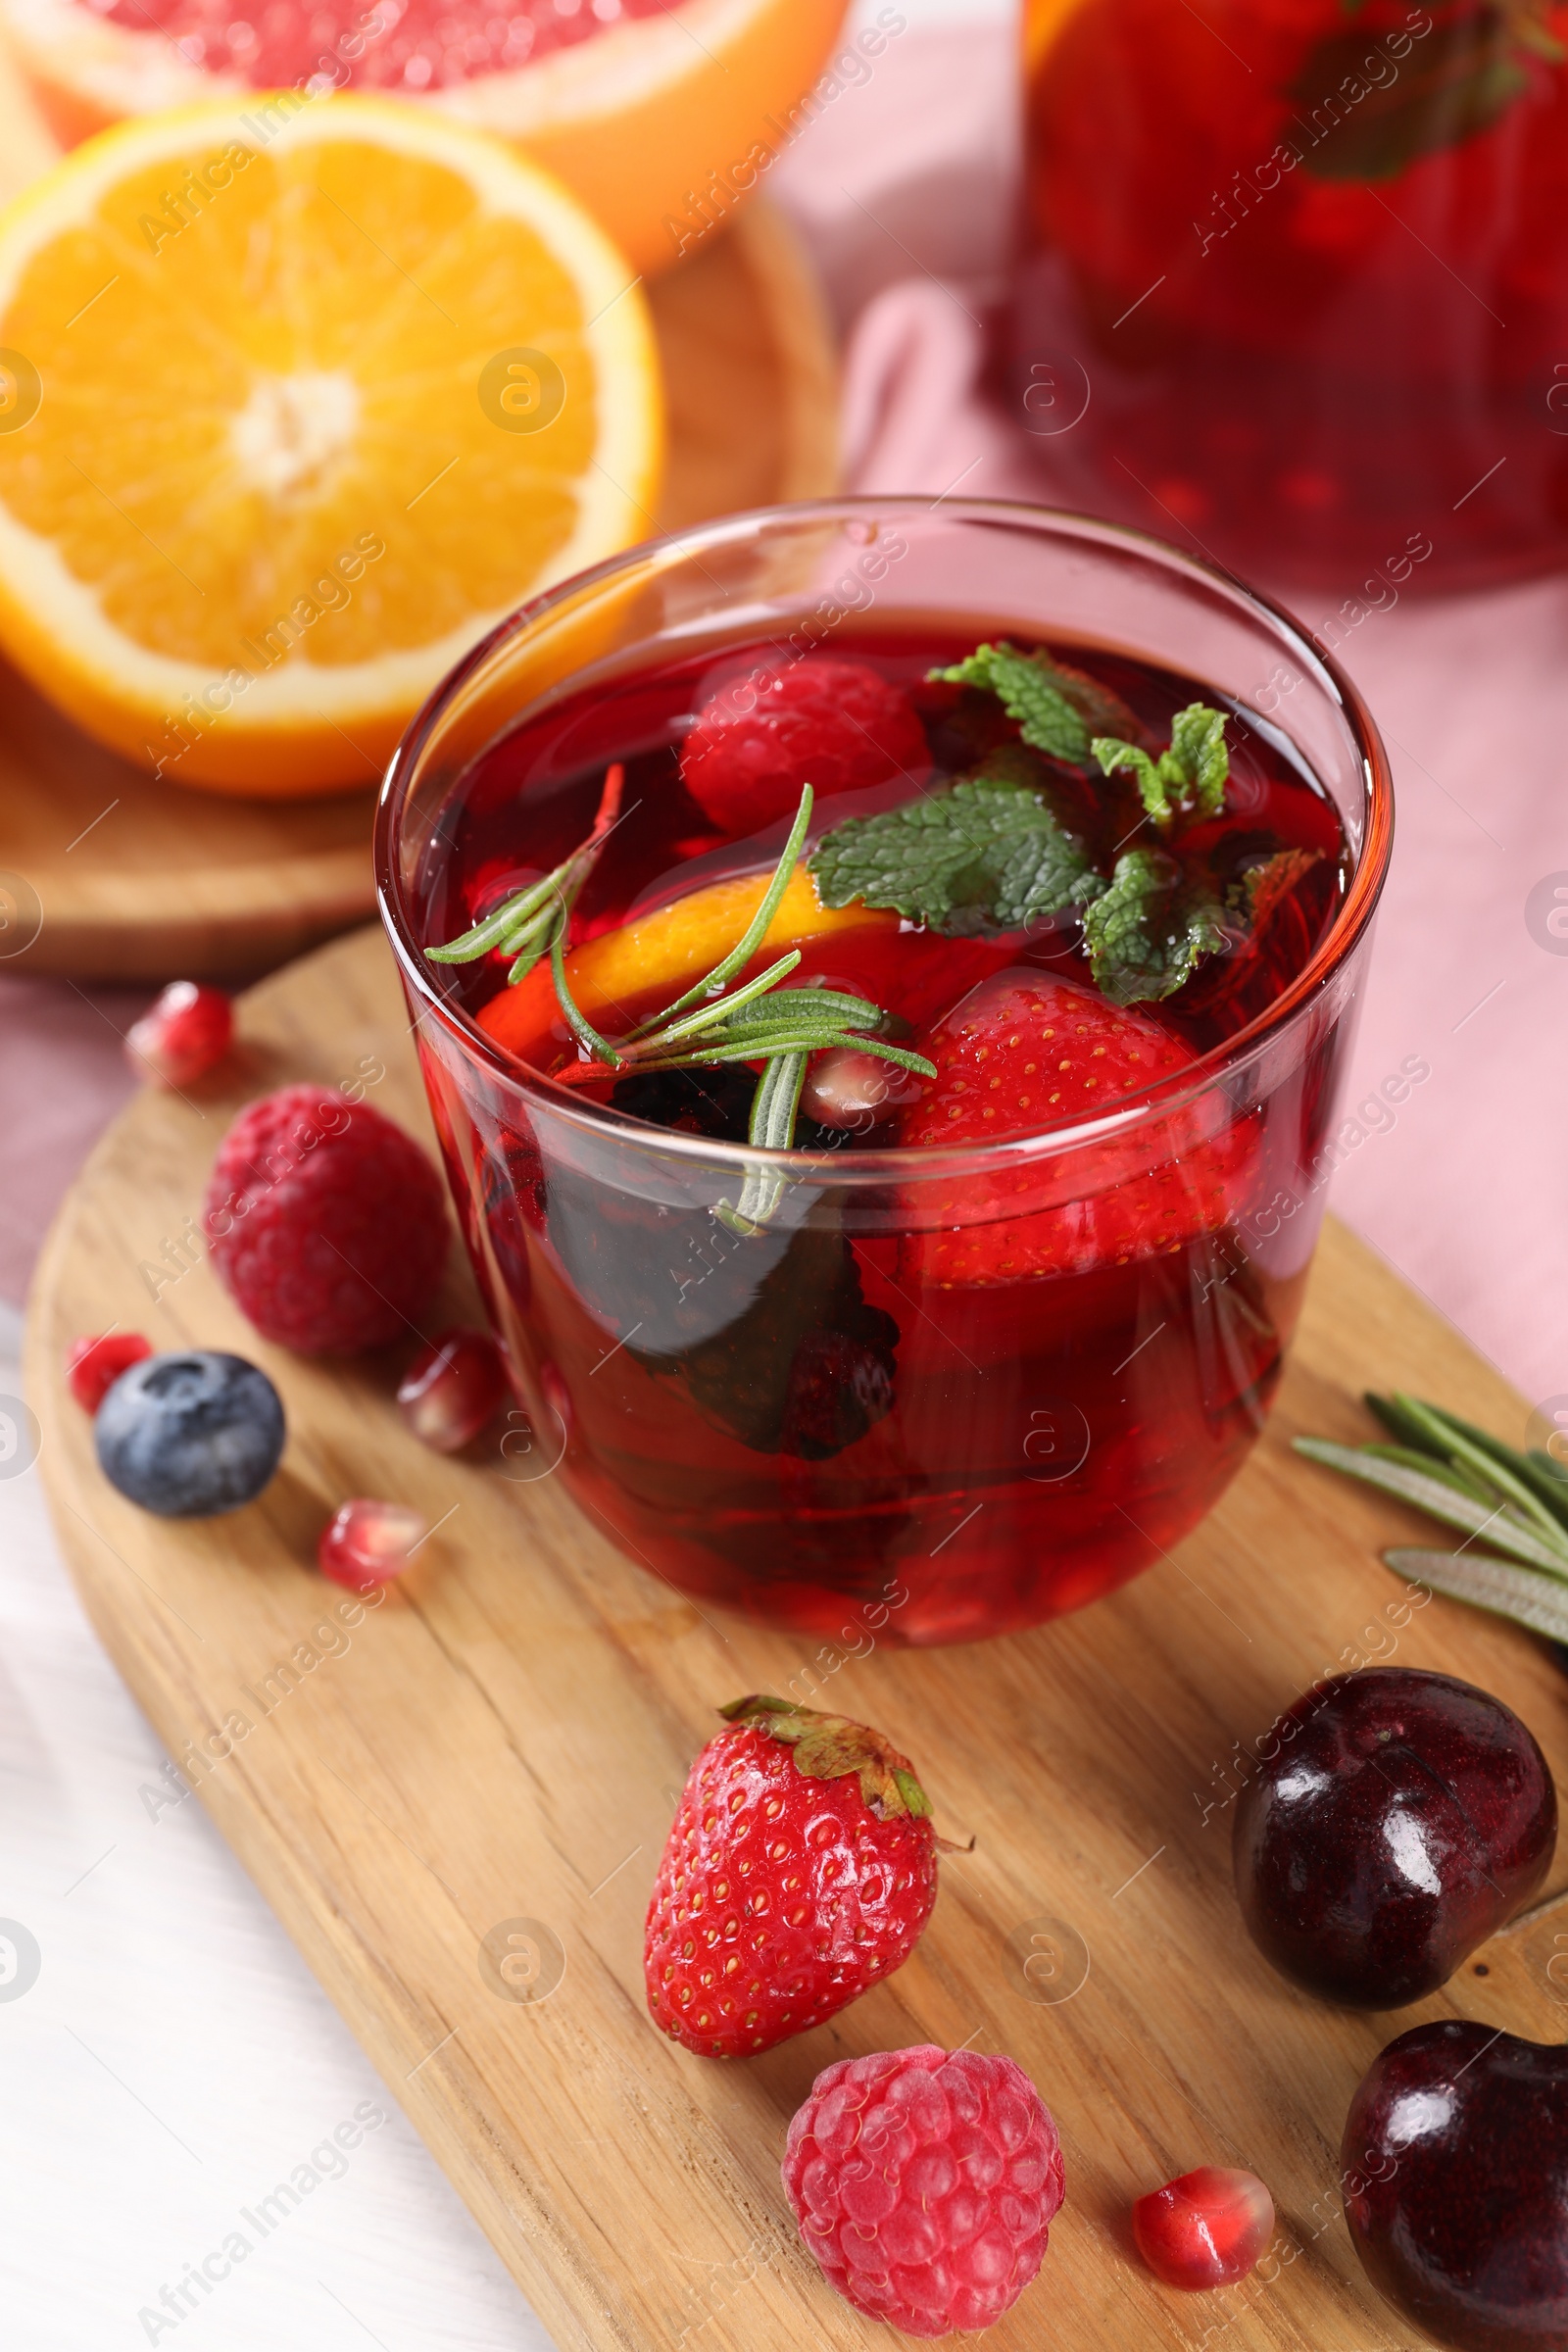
[397,1328,506,1452]
[680,657,929,836]
[1132,2166,1274,2290]
[204,1085,448,1352]
[67,1332,152,1412]
[125,981,233,1086]
[783,2044,1065,2337]
[318,1498,426,1588]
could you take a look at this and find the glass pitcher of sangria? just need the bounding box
[1014,0,1568,592]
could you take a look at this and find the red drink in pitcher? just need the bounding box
[1015,0,1568,590]
[379,502,1392,1645]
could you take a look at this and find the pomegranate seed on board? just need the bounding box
[1132,2166,1275,2289]
[125,981,233,1086]
[397,1329,506,1452]
[318,1499,427,1589]
[66,1332,153,1411]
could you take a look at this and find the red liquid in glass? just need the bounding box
[412,627,1349,1644]
[1014,0,1568,591]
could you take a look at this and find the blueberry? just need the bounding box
[95,1350,285,1517]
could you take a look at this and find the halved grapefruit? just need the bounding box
[0,0,851,276]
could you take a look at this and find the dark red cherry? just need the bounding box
[1345,2020,1568,2351]
[1234,1668,1555,2007]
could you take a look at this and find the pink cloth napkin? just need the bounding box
[5,17,1564,1433]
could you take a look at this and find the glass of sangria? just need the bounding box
[376,499,1392,1646]
[1014,0,1568,592]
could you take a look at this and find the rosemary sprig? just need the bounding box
[425,760,626,989]
[1295,1392,1568,1652]
[424,778,937,1230]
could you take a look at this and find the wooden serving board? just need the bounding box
[0,50,838,980]
[28,922,1568,2352]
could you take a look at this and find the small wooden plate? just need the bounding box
[28,921,1568,2352]
[0,54,838,980]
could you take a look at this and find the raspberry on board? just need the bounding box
[784,2044,1066,2336]
[204,1085,448,1353]
[679,658,930,836]
[644,1695,940,2057]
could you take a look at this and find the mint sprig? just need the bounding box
[1093,703,1229,833]
[927,642,1144,769]
[1296,1392,1568,1651]
[808,746,1105,939]
[1081,848,1227,1006]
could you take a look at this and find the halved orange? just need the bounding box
[0,0,851,278]
[479,864,898,1064]
[0,94,663,793]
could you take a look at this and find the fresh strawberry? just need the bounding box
[900,973,1256,1287]
[644,1695,940,2058]
[680,657,929,836]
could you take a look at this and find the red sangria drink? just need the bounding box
[378,502,1392,1645]
[1015,0,1568,591]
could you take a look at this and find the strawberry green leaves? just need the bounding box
[808,751,1105,939]
[719,1693,933,1819]
[1093,704,1230,832]
[1082,849,1228,1007]
[1296,1391,1568,1652]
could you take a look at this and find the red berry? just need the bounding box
[783,2044,1065,2337]
[66,1332,153,1412]
[318,1498,426,1588]
[397,1328,507,1451]
[125,982,233,1086]
[1132,2166,1274,2290]
[204,1085,448,1353]
[900,974,1257,1286]
[644,1696,939,2058]
[680,658,929,836]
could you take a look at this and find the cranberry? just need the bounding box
[66,1332,153,1412]
[125,981,233,1086]
[1133,2166,1275,2290]
[396,1328,506,1452]
[318,1498,426,1588]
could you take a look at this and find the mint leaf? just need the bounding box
[1093,703,1230,832]
[809,755,1105,938]
[1083,848,1227,1005]
[1227,846,1324,930]
[926,641,1145,769]
[1289,9,1530,182]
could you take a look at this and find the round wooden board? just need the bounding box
[0,56,838,980]
[26,920,1568,2352]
